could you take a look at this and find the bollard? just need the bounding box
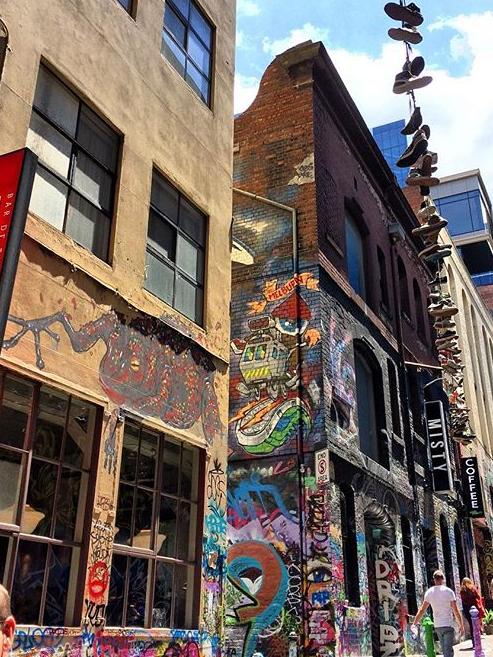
[470,606,485,657]
[288,632,298,657]
[422,617,436,657]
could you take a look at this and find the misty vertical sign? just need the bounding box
[425,401,453,494]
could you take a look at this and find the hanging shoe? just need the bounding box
[415,151,438,168]
[384,2,424,26]
[394,74,433,95]
[407,171,440,187]
[428,303,459,318]
[388,25,423,45]
[413,220,447,239]
[422,246,452,264]
[420,185,430,197]
[435,330,458,343]
[396,130,428,168]
[419,243,452,260]
[428,273,448,287]
[410,55,425,76]
[418,203,438,220]
[401,107,422,135]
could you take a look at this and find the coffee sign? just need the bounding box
[461,456,485,518]
[425,401,453,494]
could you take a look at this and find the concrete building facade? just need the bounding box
[0,0,234,655]
[227,41,468,657]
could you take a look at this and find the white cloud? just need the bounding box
[234,73,260,115]
[262,23,329,57]
[237,0,260,17]
[234,11,493,194]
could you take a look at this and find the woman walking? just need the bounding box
[460,577,485,647]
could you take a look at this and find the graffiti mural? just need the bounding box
[4,311,222,444]
[374,545,405,657]
[230,274,321,456]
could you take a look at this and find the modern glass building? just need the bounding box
[372,119,409,187]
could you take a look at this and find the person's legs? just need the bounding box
[464,608,474,645]
[436,627,455,657]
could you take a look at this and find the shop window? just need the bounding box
[354,341,387,467]
[26,65,120,262]
[345,212,366,300]
[0,371,100,625]
[107,421,202,628]
[340,485,360,606]
[162,0,214,105]
[377,247,390,313]
[401,516,417,614]
[397,257,411,320]
[413,279,427,343]
[145,169,206,325]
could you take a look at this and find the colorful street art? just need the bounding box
[230,275,321,456]
[4,311,222,444]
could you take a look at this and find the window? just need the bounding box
[0,371,99,625]
[0,19,7,82]
[117,0,133,13]
[107,422,201,628]
[145,170,206,324]
[439,515,455,590]
[413,279,427,342]
[397,257,411,320]
[434,191,484,237]
[345,212,366,299]
[354,342,387,466]
[377,247,390,312]
[162,0,213,105]
[401,517,417,614]
[26,65,120,261]
[340,486,360,606]
[387,359,401,438]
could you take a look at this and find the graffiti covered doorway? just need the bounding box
[364,503,403,657]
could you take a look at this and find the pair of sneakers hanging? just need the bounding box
[385,2,423,43]
[393,55,432,94]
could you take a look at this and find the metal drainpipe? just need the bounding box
[233,187,307,652]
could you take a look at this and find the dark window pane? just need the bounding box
[44,545,73,625]
[345,213,365,299]
[66,192,110,261]
[107,554,127,626]
[164,6,186,47]
[162,440,180,495]
[175,273,203,323]
[174,564,191,628]
[0,534,13,584]
[145,250,175,305]
[73,152,113,212]
[77,105,119,172]
[0,448,23,525]
[117,0,133,11]
[34,387,68,460]
[138,431,158,487]
[115,483,135,546]
[126,558,148,627]
[158,496,177,557]
[185,60,209,104]
[12,539,48,624]
[33,67,78,137]
[176,235,204,284]
[133,489,153,550]
[120,424,139,483]
[180,446,198,501]
[170,0,190,19]
[355,352,379,463]
[151,172,179,223]
[176,501,191,560]
[190,5,212,47]
[22,459,58,536]
[148,210,176,261]
[0,375,33,448]
[153,561,173,628]
[65,398,96,469]
[54,468,81,541]
[179,198,205,245]
[163,32,187,78]
[188,31,210,77]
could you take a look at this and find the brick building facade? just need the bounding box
[227,42,472,657]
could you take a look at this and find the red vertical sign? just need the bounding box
[0,149,25,275]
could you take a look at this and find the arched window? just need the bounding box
[440,515,455,590]
[0,20,7,82]
[397,257,410,319]
[340,485,360,606]
[413,279,427,342]
[345,212,366,299]
[354,341,387,467]
[377,247,389,312]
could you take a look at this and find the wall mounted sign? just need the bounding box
[461,456,485,518]
[315,448,330,486]
[0,148,37,348]
[425,401,454,494]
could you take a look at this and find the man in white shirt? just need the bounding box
[412,570,464,657]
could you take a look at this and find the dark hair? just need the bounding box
[0,585,11,620]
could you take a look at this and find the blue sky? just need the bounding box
[235,1,493,196]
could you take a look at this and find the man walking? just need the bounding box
[412,570,464,657]
[0,585,15,657]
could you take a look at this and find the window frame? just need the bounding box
[27,64,121,263]
[344,210,367,300]
[0,369,101,626]
[116,0,135,15]
[413,278,427,343]
[108,421,204,629]
[144,169,207,326]
[162,0,214,106]
[397,256,411,322]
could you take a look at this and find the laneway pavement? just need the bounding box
[454,632,493,654]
